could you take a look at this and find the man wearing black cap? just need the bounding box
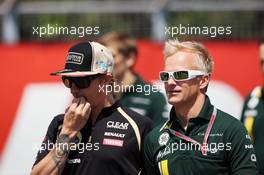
[30,41,153,175]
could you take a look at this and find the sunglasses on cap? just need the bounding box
[159,70,206,82]
[62,75,100,89]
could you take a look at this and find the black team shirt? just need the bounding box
[33,101,153,175]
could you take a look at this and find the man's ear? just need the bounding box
[101,73,113,84]
[199,74,210,90]
[97,73,112,84]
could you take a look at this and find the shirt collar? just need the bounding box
[95,101,120,122]
[159,95,214,131]
[193,95,214,121]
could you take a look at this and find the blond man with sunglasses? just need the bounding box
[31,41,153,175]
[143,40,258,175]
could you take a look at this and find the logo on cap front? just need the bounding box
[66,52,84,65]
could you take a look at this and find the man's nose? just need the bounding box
[167,75,176,85]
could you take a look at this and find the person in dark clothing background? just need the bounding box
[100,32,168,126]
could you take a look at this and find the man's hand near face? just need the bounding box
[61,97,91,139]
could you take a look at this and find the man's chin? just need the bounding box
[168,97,181,105]
[72,94,87,100]
[72,94,79,98]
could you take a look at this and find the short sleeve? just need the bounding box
[32,115,63,166]
[143,132,160,175]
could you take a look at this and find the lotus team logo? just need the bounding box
[66,52,84,65]
[158,132,169,146]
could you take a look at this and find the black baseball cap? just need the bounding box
[51,41,114,77]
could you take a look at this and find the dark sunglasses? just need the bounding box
[159,70,206,82]
[62,75,100,89]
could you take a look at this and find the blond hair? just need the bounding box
[164,39,214,74]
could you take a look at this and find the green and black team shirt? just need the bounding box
[120,75,168,126]
[143,96,258,175]
[33,101,153,175]
[241,86,264,174]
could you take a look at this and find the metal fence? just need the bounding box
[1,0,264,44]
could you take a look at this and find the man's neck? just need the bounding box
[174,95,205,131]
[90,96,115,125]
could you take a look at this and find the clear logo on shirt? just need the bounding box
[106,121,129,130]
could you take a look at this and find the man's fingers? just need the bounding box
[75,97,86,115]
[71,98,79,104]
[82,102,91,119]
[68,98,80,113]
[65,106,70,113]
[66,97,90,122]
